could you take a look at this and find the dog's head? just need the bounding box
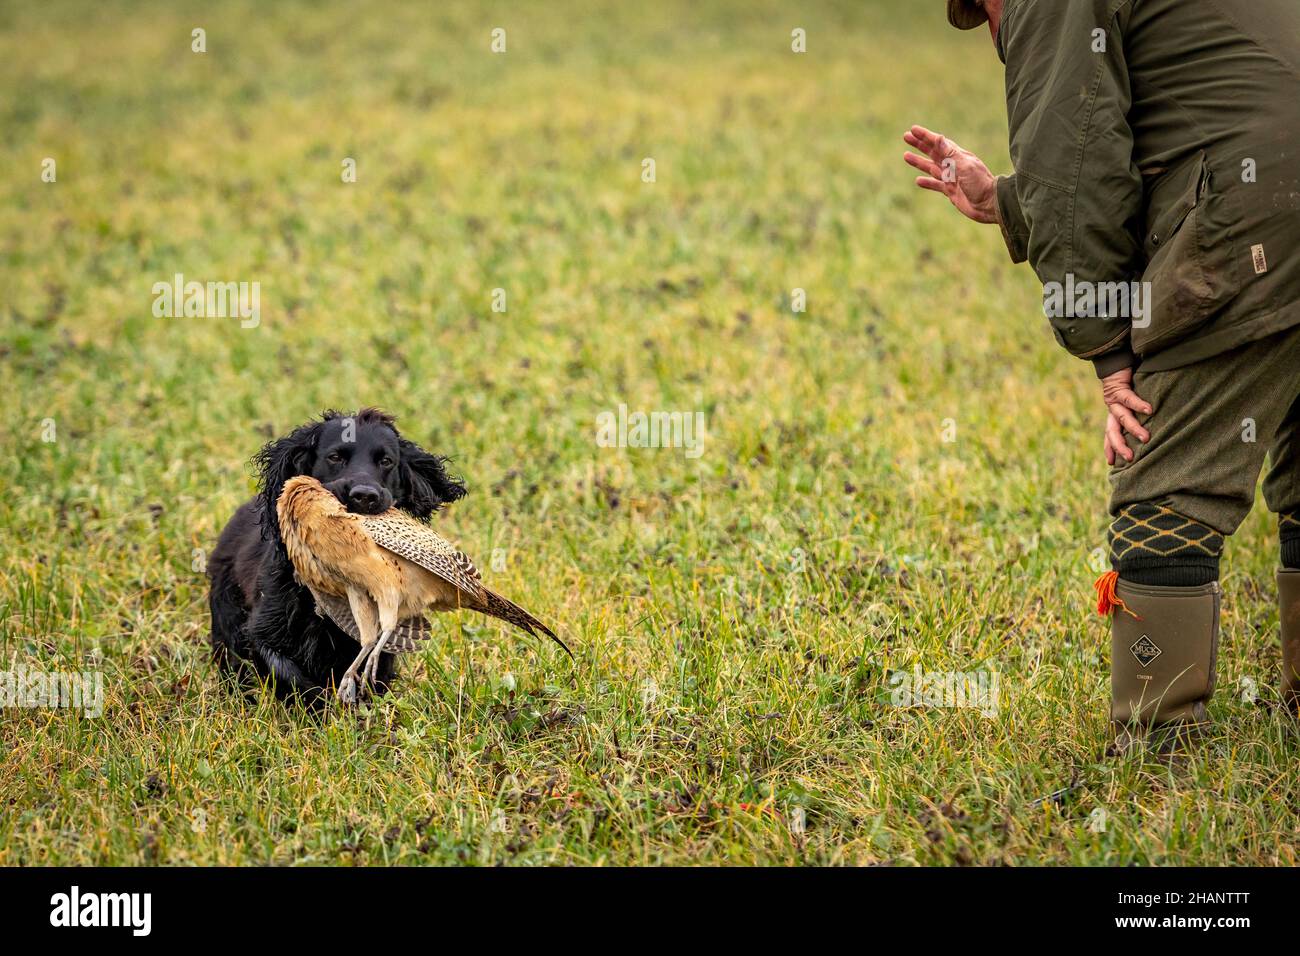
[253,407,467,540]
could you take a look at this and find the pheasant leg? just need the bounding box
[338,588,382,704]
[362,629,393,690]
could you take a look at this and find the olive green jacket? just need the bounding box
[993,0,1300,375]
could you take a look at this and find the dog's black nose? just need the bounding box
[347,485,382,513]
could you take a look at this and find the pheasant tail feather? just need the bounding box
[479,589,572,658]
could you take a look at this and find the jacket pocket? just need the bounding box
[1134,151,1238,356]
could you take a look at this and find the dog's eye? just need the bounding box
[379,456,395,469]
[325,452,344,464]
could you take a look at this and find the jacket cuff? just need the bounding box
[995,174,1029,264]
[1092,345,1137,379]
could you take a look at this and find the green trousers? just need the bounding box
[1110,326,1300,537]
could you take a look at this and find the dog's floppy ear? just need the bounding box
[253,419,326,540]
[397,439,467,520]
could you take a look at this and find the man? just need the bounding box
[905,0,1300,749]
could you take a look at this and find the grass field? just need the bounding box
[2,0,1297,866]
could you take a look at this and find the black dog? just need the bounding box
[207,408,466,706]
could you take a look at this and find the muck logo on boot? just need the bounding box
[1130,634,1162,667]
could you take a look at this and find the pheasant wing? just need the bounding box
[358,511,486,600]
[360,510,572,659]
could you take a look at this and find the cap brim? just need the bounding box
[947,0,989,30]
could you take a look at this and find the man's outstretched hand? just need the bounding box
[1102,367,1152,466]
[903,125,999,224]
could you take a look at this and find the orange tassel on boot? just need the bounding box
[1094,570,1140,619]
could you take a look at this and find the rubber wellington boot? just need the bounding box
[1280,570,1300,712]
[1097,574,1220,754]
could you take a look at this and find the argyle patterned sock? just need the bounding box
[1110,502,1223,586]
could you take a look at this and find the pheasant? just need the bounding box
[276,475,569,703]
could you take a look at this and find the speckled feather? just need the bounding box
[358,510,486,599]
[359,509,573,658]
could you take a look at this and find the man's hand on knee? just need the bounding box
[1102,366,1152,465]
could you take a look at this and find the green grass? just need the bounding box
[2,0,1297,866]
